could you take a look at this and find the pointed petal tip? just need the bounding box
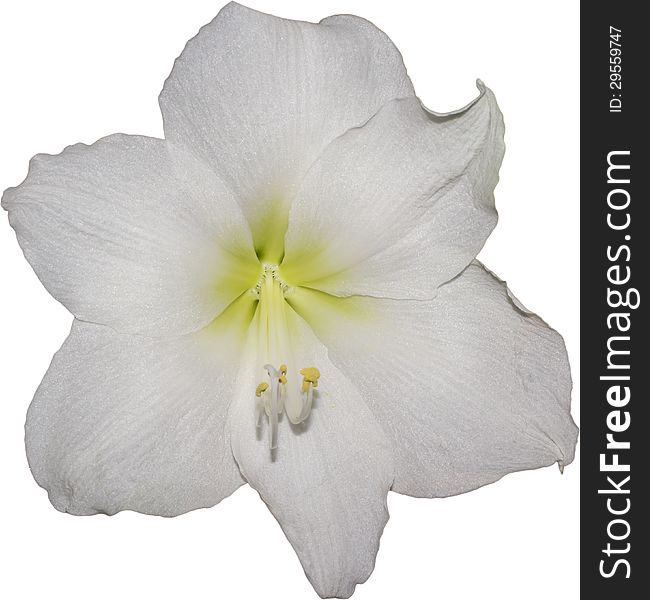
[314,583,355,599]
[1,186,16,211]
[220,1,266,20]
[310,563,373,599]
[420,76,499,123]
[474,79,496,99]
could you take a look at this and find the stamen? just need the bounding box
[254,382,268,428]
[300,367,320,392]
[255,382,269,397]
[264,364,280,450]
[292,366,320,423]
[278,374,286,414]
[250,264,322,450]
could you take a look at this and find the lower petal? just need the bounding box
[26,313,252,517]
[229,310,394,598]
[289,261,578,498]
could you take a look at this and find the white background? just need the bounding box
[0,1,579,599]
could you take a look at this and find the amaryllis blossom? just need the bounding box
[3,3,577,598]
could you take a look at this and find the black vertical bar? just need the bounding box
[581,2,647,597]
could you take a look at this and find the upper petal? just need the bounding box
[229,308,394,598]
[26,297,255,516]
[282,83,504,298]
[159,2,414,253]
[2,134,259,335]
[288,261,578,497]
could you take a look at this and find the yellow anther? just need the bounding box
[255,382,269,397]
[279,364,287,376]
[279,375,287,385]
[300,367,320,383]
[300,367,321,392]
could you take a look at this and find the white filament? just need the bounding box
[264,364,280,450]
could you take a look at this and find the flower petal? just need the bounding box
[159,2,414,257]
[26,299,256,516]
[229,309,394,598]
[282,83,504,298]
[2,134,259,335]
[288,261,578,497]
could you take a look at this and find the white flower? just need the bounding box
[2,3,577,598]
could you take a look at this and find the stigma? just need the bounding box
[251,264,321,450]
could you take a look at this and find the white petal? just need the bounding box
[25,302,256,516]
[282,83,504,298]
[229,309,393,598]
[3,135,259,335]
[288,262,578,497]
[159,2,414,257]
